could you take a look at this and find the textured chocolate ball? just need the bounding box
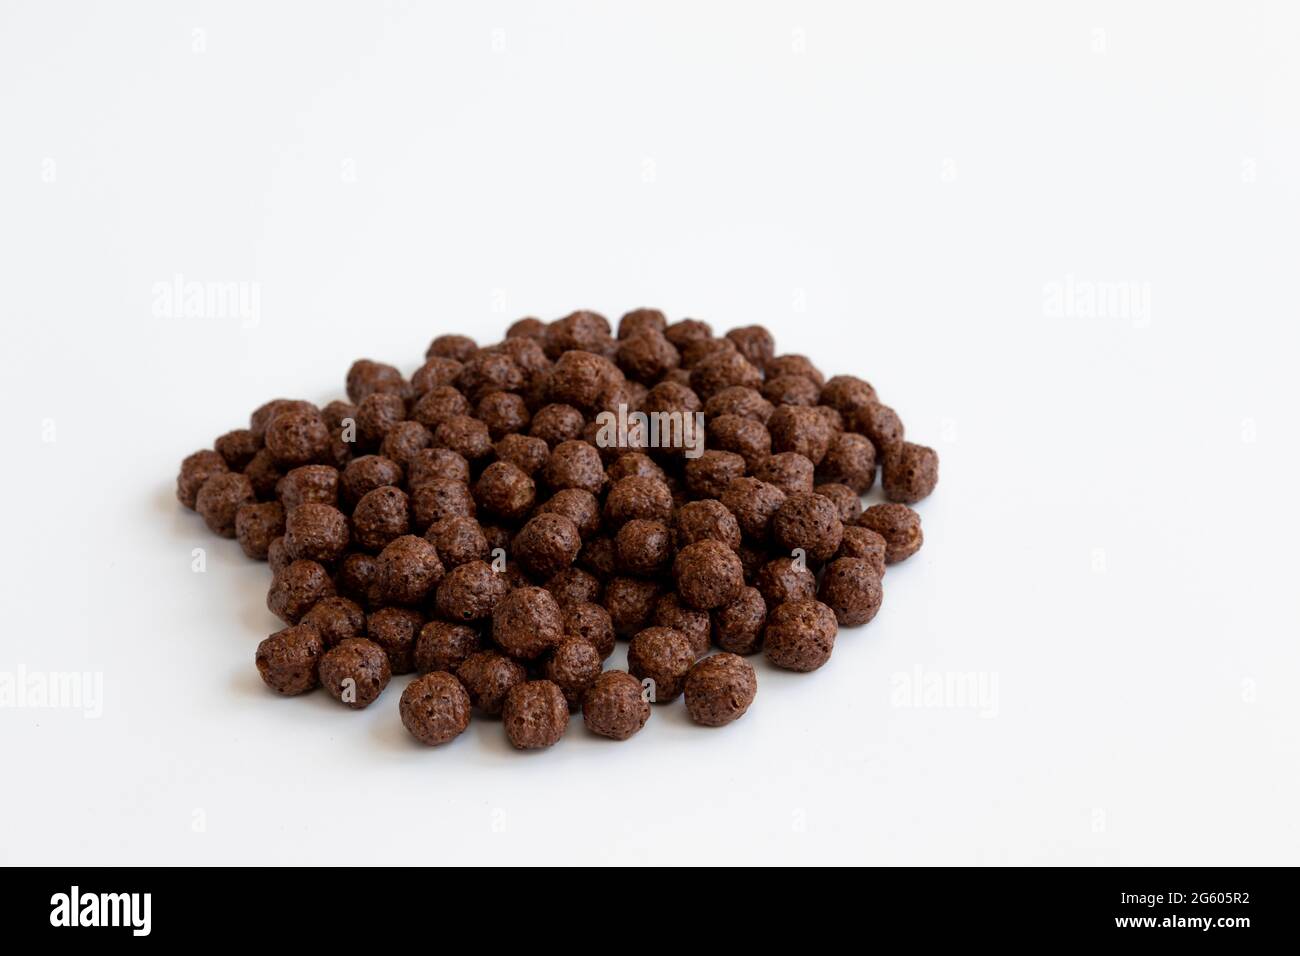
[684,450,747,500]
[319,637,391,709]
[301,595,366,647]
[267,537,291,576]
[456,650,527,715]
[544,310,612,358]
[428,333,478,362]
[508,316,548,340]
[267,559,335,624]
[411,356,464,396]
[542,440,606,495]
[278,464,339,510]
[605,452,666,485]
[177,449,229,509]
[820,374,877,415]
[494,433,550,475]
[762,374,821,407]
[764,600,838,672]
[374,534,444,605]
[765,353,824,387]
[814,482,863,525]
[457,350,525,403]
[543,638,603,709]
[414,620,482,675]
[492,586,565,661]
[255,623,324,696]
[818,432,877,494]
[407,447,471,487]
[351,394,406,451]
[379,420,433,468]
[424,515,488,568]
[475,390,531,439]
[753,452,816,496]
[628,627,696,702]
[335,552,378,604]
[345,360,406,403]
[859,503,924,564]
[435,560,510,622]
[365,606,424,674]
[474,460,536,520]
[616,331,680,384]
[663,318,713,349]
[434,415,493,461]
[818,557,883,626]
[351,485,410,552]
[673,499,742,551]
[235,501,285,560]
[640,379,702,418]
[502,680,569,750]
[680,336,735,369]
[545,567,602,608]
[400,671,471,746]
[196,472,256,537]
[881,441,939,504]
[706,414,772,470]
[284,503,350,563]
[603,576,663,637]
[530,403,586,447]
[582,671,651,740]
[684,653,757,727]
[411,385,470,430]
[243,448,284,500]
[720,477,786,543]
[512,512,581,579]
[672,539,744,610]
[618,307,668,340]
[547,349,622,411]
[849,400,905,455]
[725,325,775,367]
[704,385,774,424]
[689,349,762,400]
[615,519,673,576]
[213,428,260,471]
[713,586,767,655]
[604,475,674,527]
[564,600,617,659]
[265,409,331,467]
[767,405,834,466]
[410,478,475,531]
[837,525,889,577]
[578,535,617,580]
[651,592,711,658]
[755,556,817,610]
[340,455,403,508]
[535,488,601,539]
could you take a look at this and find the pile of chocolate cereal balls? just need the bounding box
[176,310,937,750]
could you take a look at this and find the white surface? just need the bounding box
[2,1,1298,866]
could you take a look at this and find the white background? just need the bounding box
[2,1,1298,866]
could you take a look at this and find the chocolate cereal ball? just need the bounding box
[411,356,464,396]
[473,460,536,520]
[762,374,821,407]
[346,360,405,403]
[235,501,285,560]
[424,515,488,568]
[530,403,586,447]
[545,310,612,359]
[242,447,284,500]
[564,601,617,659]
[214,428,260,470]
[379,420,432,468]
[765,353,824,387]
[410,478,475,530]
[881,441,939,504]
[434,415,493,461]
[772,493,843,563]
[704,385,773,424]
[255,623,324,696]
[663,317,713,349]
[820,374,877,415]
[542,440,606,495]
[814,482,863,525]
[340,455,403,508]
[407,447,471,487]
[352,393,408,450]
[351,485,410,552]
[652,592,712,658]
[616,331,680,384]
[535,488,601,539]
[684,653,757,727]
[177,449,229,509]
[706,414,771,470]
[458,350,525,403]
[267,559,335,624]
[628,627,696,702]
[548,350,621,412]
[582,671,651,740]
[512,512,581,579]
[319,637,391,709]
[673,499,742,551]
[414,620,482,675]
[494,433,550,475]
[365,606,423,674]
[859,503,923,564]
[764,600,838,672]
[278,464,339,510]
[818,432,877,494]
[428,333,478,363]
[335,552,378,604]
[196,472,256,537]
[508,316,547,340]
[435,560,509,622]
[604,475,673,527]
[374,534,444,605]
[725,325,775,367]
[284,503,350,563]
[837,526,889,577]
[713,586,767,655]
[411,385,470,430]
[849,400,905,455]
[456,650,527,715]
[753,452,815,496]
[578,535,617,581]
[768,405,834,466]
[492,586,564,661]
[265,409,331,467]
[618,308,668,340]
[818,557,883,626]
[755,556,816,610]
[720,477,786,543]
[603,576,663,637]
[267,536,291,576]
[301,595,366,647]
[400,672,471,746]
[684,450,747,500]
[606,452,666,484]
[502,680,569,750]
[476,390,531,439]
[672,539,744,610]
[543,638,603,709]
[615,519,673,576]
[689,349,762,400]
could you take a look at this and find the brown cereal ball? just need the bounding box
[720,477,786,543]
[326,431,353,470]
[706,414,772,471]
[582,671,651,740]
[640,379,702,418]
[736,541,767,583]
[414,620,482,675]
[301,595,365,647]
[321,399,357,432]
[766,353,824,387]
[849,400,905,455]
[820,374,877,415]
[456,650,527,716]
[457,350,525,403]
[434,415,493,461]
[628,627,696,702]
[497,336,552,379]
[578,535,617,581]
[859,503,923,564]
[704,386,774,424]
[410,479,475,531]
[535,488,601,539]
[351,485,410,552]
[374,534,444,605]
[255,623,324,696]
[512,513,581,579]
[764,600,838,672]
[614,519,673,576]
[725,325,776,367]
[684,450,747,500]
[492,586,565,661]
[689,349,762,400]
[755,556,816,610]
[473,461,536,520]
[365,606,424,674]
[753,451,815,496]
[564,600,617,659]
[815,482,863,525]
[428,333,478,362]
[544,310,612,359]
[530,403,586,447]
[772,493,844,564]
[235,501,285,560]
[680,336,736,370]
[319,637,391,709]
[541,440,606,495]
[407,447,470,487]
[340,455,404,508]
[684,653,757,727]
[379,420,433,468]
[545,567,603,608]
[214,429,260,471]
[265,409,331,467]
[243,447,284,500]
[435,560,509,622]
[284,503,350,563]
[177,449,229,509]
[673,499,742,551]
[768,405,834,466]
[266,537,290,576]
[652,592,711,658]
[606,452,666,484]
[494,433,550,475]
[196,472,256,537]
[346,360,406,403]
[410,356,464,397]
[818,557,883,626]
[837,525,888,576]
[543,638,603,709]
[604,576,663,637]
[604,475,674,527]
[882,441,939,504]
[664,318,713,349]
[410,385,470,431]
[618,307,668,340]
[474,391,530,439]
[502,680,569,749]
[713,586,767,655]
[278,464,339,510]
[335,552,378,603]
[673,539,744,610]
[508,316,547,339]
[353,393,407,450]
[425,515,488,568]
[616,331,680,384]
[400,671,471,746]
[548,350,622,411]
[818,431,877,494]
[762,374,821,408]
